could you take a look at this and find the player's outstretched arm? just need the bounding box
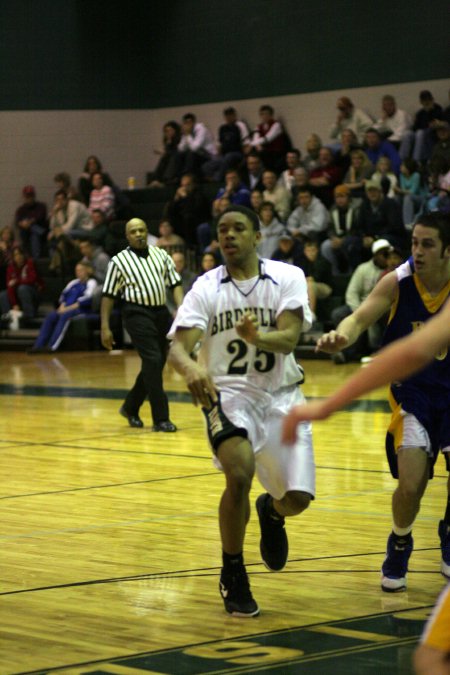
[315,329,350,354]
[316,272,398,355]
[282,299,450,445]
[168,327,218,407]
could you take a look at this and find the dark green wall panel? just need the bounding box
[0,0,448,110]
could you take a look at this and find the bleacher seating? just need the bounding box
[0,182,348,355]
[0,258,122,352]
[122,182,221,235]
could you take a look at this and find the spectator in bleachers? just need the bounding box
[104,221,128,257]
[199,251,218,275]
[172,251,196,293]
[385,245,405,273]
[78,156,115,206]
[333,129,359,174]
[0,246,43,327]
[321,184,363,274]
[257,201,285,259]
[373,95,412,158]
[261,170,291,221]
[432,166,450,215]
[401,90,444,164]
[343,149,374,199]
[329,96,373,145]
[177,113,217,178]
[277,149,303,192]
[203,107,250,181]
[14,186,48,260]
[355,179,406,258]
[271,230,305,267]
[371,157,398,198]
[303,133,322,173]
[165,173,211,248]
[290,167,310,206]
[196,196,230,258]
[148,121,182,188]
[329,239,392,364]
[165,173,210,248]
[287,185,329,242]
[240,153,265,192]
[78,238,110,311]
[28,261,97,353]
[0,226,16,290]
[213,169,251,209]
[53,172,80,201]
[88,172,115,220]
[418,172,449,217]
[89,209,109,248]
[166,251,196,316]
[363,128,401,176]
[438,160,450,192]
[49,189,93,241]
[155,220,185,252]
[393,158,423,228]
[78,238,110,286]
[146,228,158,248]
[47,190,91,276]
[249,189,264,213]
[300,237,333,320]
[248,104,290,173]
[443,88,450,124]
[429,121,450,178]
[309,147,343,208]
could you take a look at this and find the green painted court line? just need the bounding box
[0,383,391,412]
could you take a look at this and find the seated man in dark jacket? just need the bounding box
[321,184,363,274]
[299,237,333,320]
[355,179,407,260]
[165,173,211,248]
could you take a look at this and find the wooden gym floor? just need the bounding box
[1,350,448,675]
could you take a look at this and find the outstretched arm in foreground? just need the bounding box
[282,299,450,444]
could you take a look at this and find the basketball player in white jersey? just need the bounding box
[168,206,315,617]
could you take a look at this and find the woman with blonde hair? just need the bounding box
[343,149,374,198]
[372,156,398,198]
[303,133,322,173]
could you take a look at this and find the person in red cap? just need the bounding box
[14,186,48,259]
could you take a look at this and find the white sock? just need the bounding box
[393,523,413,537]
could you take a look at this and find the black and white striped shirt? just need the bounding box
[102,246,181,306]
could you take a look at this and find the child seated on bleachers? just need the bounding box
[28,262,97,353]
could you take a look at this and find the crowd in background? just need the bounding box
[1,88,449,355]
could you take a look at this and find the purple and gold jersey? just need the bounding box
[382,256,450,392]
[382,257,450,475]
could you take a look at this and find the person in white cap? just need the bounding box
[309,212,450,592]
[328,237,393,363]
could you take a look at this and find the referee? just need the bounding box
[101,218,183,431]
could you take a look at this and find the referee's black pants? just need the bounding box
[122,303,173,424]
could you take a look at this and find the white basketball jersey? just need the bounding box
[168,259,312,393]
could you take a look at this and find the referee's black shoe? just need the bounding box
[153,420,177,432]
[256,493,288,571]
[119,405,144,428]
